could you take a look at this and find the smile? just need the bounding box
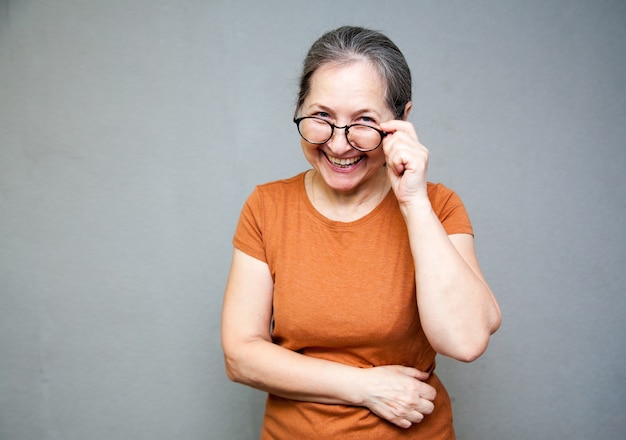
[325,153,363,168]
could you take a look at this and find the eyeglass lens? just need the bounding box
[298,118,383,151]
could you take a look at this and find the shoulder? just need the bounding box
[234,173,307,261]
[427,182,462,206]
[244,172,307,215]
[255,172,306,197]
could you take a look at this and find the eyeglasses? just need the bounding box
[293,116,388,152]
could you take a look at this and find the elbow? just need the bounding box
[455,306,502,363]
[223,353,237,382]
[446,340,487,363]
[222,338,267,386]
[454,341,488,363]
[222,346,249,384]
[458,315,501,362]
[490,309,502,335]
[434,328,494,363]
[221,337,246,384]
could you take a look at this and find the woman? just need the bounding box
[221,26,501,439]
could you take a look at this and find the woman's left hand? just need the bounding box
[379,120,429,207]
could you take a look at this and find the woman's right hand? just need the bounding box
[358,365,437,429]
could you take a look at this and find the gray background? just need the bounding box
[1,0,625,439]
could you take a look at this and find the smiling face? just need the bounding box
[299,61,396,196]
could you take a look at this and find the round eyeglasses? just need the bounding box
[293,117,388,152]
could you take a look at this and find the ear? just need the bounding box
[402,101,413,121]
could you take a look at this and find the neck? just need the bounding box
[307,168,390,222]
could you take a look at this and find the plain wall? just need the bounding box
[1,0,625,439]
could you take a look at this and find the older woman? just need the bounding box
[222,26,501,439]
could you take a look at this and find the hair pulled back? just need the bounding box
[295,26,412,119]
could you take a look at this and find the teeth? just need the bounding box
[328,155,362,167]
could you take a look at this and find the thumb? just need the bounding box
[392,365,430,381]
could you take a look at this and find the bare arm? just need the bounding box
[381,119,502,362]
[221,248,437,428]
[404,208,501,361]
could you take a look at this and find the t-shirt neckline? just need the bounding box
[297,171,395,228]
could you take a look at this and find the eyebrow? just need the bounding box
[306,103,382,118]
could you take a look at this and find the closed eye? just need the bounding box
[357,116,376,124]
[314,111,332,120]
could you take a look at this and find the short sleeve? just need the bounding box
[428,183,474,236]
[232,187,268,263]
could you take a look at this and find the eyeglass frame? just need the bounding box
[293,116,389,152]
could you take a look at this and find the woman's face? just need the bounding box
[299,61,395,195]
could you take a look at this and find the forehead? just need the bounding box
[305,61,388,111]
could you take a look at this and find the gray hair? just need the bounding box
[295,26,412,119]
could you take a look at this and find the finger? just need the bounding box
[393,408,427,428]
[407,409,426,423]
[382,132,428,169]
[402,366,431,381]
[379,120,418,140]
[393,418,413,429]
[389,365,430,381]
[413,398,435,416]
[374,404,415,429]
[387,154,408,177]
[419,384,437,402]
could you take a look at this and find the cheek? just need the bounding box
[366,149,386,165]
[300,139,316,154]
[300,140,322,162]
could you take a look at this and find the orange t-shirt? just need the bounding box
[233,172,473,439]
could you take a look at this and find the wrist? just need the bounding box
[399,196,433,219]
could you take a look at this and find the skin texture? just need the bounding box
[299,61,391,207]
[222,60,501,429]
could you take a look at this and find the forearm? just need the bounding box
[222,247,440,428]
[222,249,367,406]
[224,337,364,405]
[223,336,438,429]
[401,201,501,362]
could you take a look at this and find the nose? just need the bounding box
[326,125,353,154]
